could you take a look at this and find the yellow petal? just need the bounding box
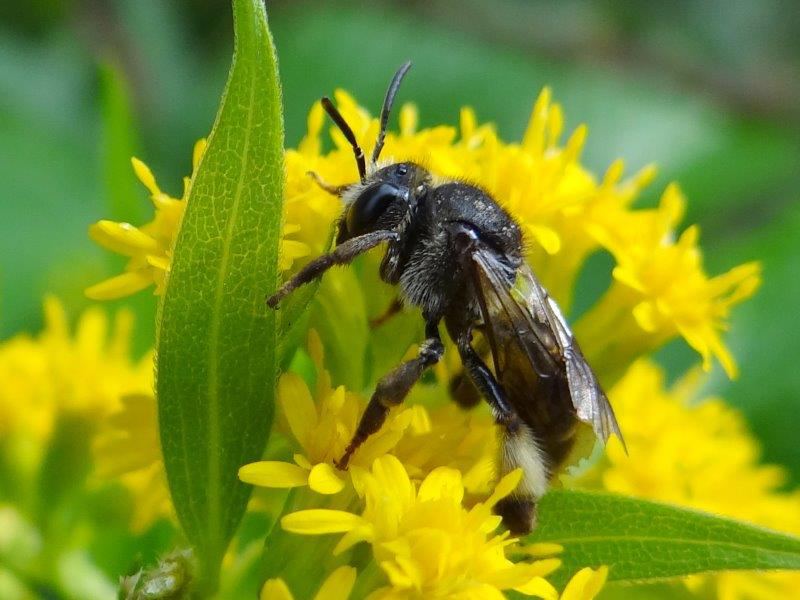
[307,329,325,373]
[282,223,302,236]
[89,221,159,256]
[146,255,170,272]
[280,239,310,259]
[313,566,357,600]
[85,271,153,300]
[523,87,551,155]
[281,509,364,535]
[514,576,558,599]
[460,106,477,140]
[408,404,431,434]
[484,468,523,508]
[332,526,371,555]
[278,373,317,448]
[488,564,555,592]
[546,102,563,148]
[527,224,561,255]
[43,294,68,337]
[399,103,418,136]
[131,157,161,196]
[417,467,463,503]
[192,138,208,171]
[562,124,587,165]
[559,566,608,600]
[299,101,325,155]
[601,159,625,187]
[632,301,659,333]
[293,454,312,469]
[308,463,345,495]
[238,461,308,488]
[260,578,294,600]
[518,543,564,558]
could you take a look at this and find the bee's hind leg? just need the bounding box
[456,340,547,535]
[335,320,443,469]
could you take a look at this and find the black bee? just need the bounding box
[267,62,624,534]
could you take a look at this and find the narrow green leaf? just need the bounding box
[98,61,143,225]
[156,0,283,592]
[529,490,800,587]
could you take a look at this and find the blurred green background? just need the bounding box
[1,0,798,481]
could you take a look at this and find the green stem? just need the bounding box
[350,558,384,599]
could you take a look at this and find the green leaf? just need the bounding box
[98,61,143,225]
[528,489,800,587]
[156,0,283,592]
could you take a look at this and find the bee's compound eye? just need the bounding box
[347,183,401,237]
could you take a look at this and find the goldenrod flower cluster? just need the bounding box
[29,86,779,598]
[0,297,149,453]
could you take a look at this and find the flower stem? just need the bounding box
[350,558,384,599]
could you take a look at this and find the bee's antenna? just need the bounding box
[371,61,412,165]
[321,97,367,183]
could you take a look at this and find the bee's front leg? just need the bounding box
[335,320,442,470]
[267,230,399,308]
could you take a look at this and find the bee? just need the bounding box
[267,62,624,534]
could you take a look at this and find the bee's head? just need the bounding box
[314,61,425,245]
[336,161,430,244]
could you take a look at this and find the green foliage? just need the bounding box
[155,0,283,592]
[99,62,144,226]
[529,490,800,587]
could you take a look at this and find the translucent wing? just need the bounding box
[470,246,624,452]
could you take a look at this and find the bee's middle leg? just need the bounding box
[335,320,442,469]
[369,297,403,329]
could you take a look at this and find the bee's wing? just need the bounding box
[470,247,625,448]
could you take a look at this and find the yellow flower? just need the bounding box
[239,331,418,495]
[87,127,343,299]
[260,565,356,600]
[584,359,800,597]
[92,392,172,531]
[0,297,149,445]
[0,296,168,530]
[282,455,561,599]
[394,402,497,497]
[577,184,760,379]
[86,140,206,299]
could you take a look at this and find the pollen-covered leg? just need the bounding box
[335,323,443,469]
[456,339,548,534]
[495,424,550,535]
[267,230,398,308]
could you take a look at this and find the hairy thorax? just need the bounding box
[396,182,523,321]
